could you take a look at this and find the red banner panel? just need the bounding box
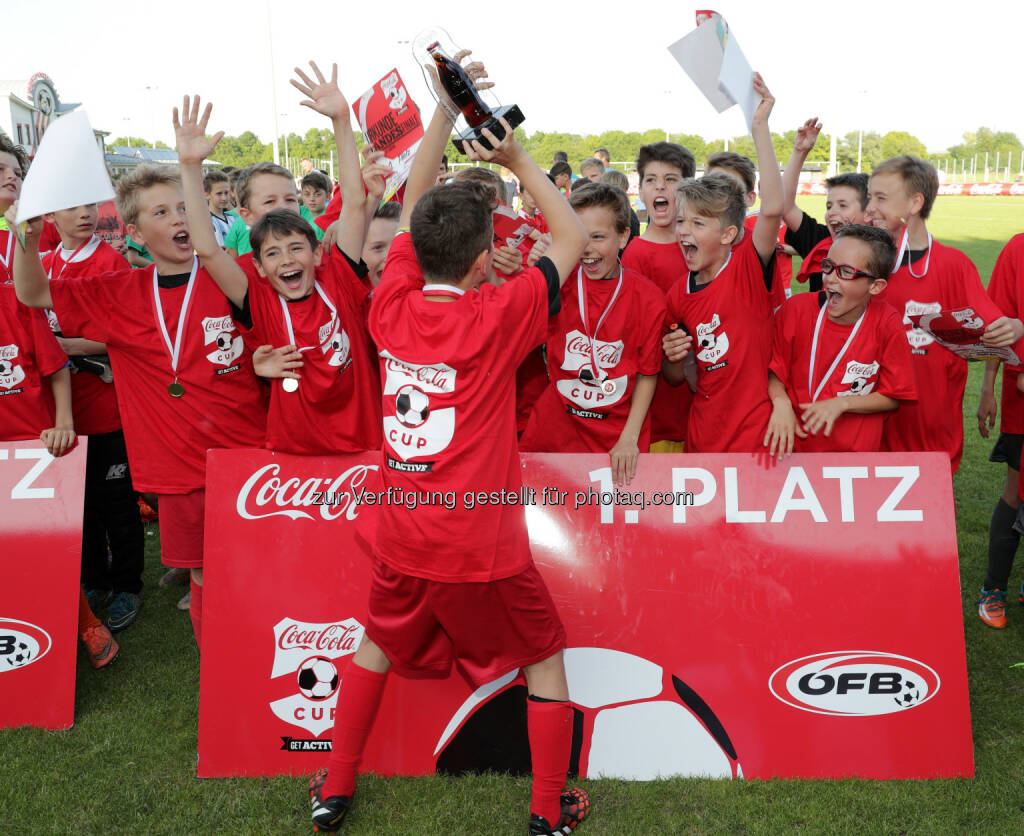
[199,450,972,780]
[0,439,87,730]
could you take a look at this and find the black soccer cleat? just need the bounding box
[308,767,352,833]
[529,787,591,835]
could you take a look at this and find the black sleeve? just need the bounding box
[760,248,778,292]
[229,290,253,330]
[535,256,562,317]
[783,212,830,258]
[336,247,370,280]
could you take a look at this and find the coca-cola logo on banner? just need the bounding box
[269,618,365,739]
[235,463,378,522]
[0,618,52,672]
[769,651,941,717]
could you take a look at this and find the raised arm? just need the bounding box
[782,118,820,232]
[400,50,492,228]
[174,95,248,308]
[4,207,52,308]
[291,62,366,262]
[465,121,586,282]
[749,73,782,263]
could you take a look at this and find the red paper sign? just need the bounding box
[906,306,1020,364]
[199,450,972,780]
[0,439,87,730]
[95,201,125,251]
[353,69,423,201]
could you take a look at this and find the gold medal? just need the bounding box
[168,381,185,398]
[282,377,299,393]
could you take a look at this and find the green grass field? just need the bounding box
[3,197,1024,834]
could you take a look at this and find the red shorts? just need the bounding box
[366,560,566,688]
[158,490,205,569]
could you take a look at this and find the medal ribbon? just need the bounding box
[278,281,338,352]
[893,228,932,278]
[0,229,12,271]
[47,235,97,283]
[577,264,623,379]
[152,259,199,379]
[808,303,866,403]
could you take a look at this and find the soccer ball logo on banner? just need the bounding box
[268,617,364,738]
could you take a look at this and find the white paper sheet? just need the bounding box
[718,29,761,132]
[667,19,734,113]
[16,111,114,224]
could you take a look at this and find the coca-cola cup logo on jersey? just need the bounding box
[320,324,351,370]
[0,344,26,390]
[381,350,456,461]
[235,462,378,522]
[561,330,624,372]
[202,315,244,367]
[269,617,365,738]
[903,300,940,349]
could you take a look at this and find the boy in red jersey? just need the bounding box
[0,279,119,668]
[40,203,145,632]
[520,182,664,485]
[705,150,793,312]
[661,74,781,454]
[174,65,380,457]
[308,59,591,835]
[763,224,916,457]
[9,164,267,651]
[865,155,1023,473]
[781,119,869,292]
[621,141,696,448]
[975,232,1024,627]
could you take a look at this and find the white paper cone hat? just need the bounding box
[16,110,115,224]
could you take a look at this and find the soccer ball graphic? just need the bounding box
[215,332,234,351]
[3,641,32,669]
[0,359,13,376]
[395,384,430,428]
[895,680,922,708]
[434,648,741,780]
[296,656,339,701]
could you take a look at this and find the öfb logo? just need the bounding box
[433,648,741,779]
[268,617,364,737]
[0,618,52,672]
[769,651,941,716]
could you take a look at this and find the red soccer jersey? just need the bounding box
[743,214,791,312]
[770,293,917,452]
[621,236,693,443]
[234,253,382,455]
[876,238,1021,472]
[49,261,267,493]
[665,234,774,453]
[0,284,69,440]
[41,236,127,436]
[520,266,665,453]
[986,233,1024,435]
[0,229,13,285]
[368,232,556,583]
[796,236,832,287]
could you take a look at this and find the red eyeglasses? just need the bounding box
[821,258,878,281]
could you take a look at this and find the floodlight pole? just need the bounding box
[267,5,280,166]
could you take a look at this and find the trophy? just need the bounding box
[413,28,525,154]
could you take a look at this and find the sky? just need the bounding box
[4,0,1022,156]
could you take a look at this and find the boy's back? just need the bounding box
[369,232,559,581]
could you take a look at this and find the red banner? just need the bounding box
[798,182,1024,197]
[199,450,972,780]
[0,439,87,730]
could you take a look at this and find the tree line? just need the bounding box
[107,125,1022,174]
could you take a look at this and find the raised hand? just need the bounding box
[794,118,822,155]
[751,72,775,127]
[173,95,223,165]
[360,150,393,202]
[291,61,348,121]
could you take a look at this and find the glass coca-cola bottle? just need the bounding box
[427,41,492,128]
